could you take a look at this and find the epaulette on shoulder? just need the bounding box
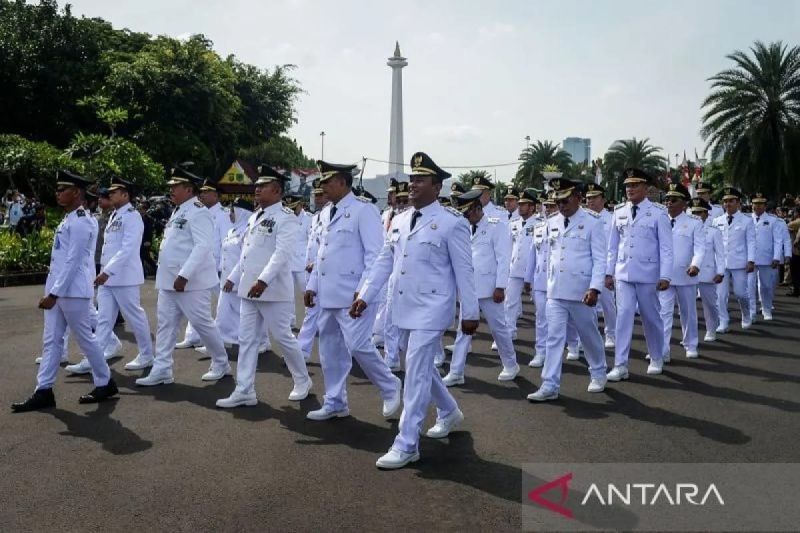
[652,202,667,210]
[194,201,204,208]
[614,203,626,210]
[445,206,462,217]
[688,213,702,221]
[76,208,86,217]
[128,206,135,212]
[355,196,370,203]
[282,206,293,215]
[487,217,500,224]
[547,212,558,219]
[585,210,600,218]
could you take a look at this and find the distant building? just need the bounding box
[563,137,591,165]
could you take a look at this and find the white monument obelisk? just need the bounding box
[387,42,407,176]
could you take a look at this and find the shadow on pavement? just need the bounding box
[49,400,152,455]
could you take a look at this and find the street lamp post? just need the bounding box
[320,131,326,161]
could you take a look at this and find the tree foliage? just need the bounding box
[701,41,800,195]
[239,136,316,170]
[0,134,74,197]
[602,137,667,179]
[515,141,573,189]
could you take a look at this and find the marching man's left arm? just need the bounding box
[657,212,674,283]
[772,220,783,263]
[357,205,384,293]
[589,220,606,293]
[493,224,511,290]
[690,220,705,270]
[50,218,93,297]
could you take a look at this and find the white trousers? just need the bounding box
[153,289,228,374]
[392,328,458,454]
[614,280,664,366]
[291,271,308,328]
[182,285,220,344]
[533,290,548,356]
[450,297,517,376]
[718,268,750,325]
[698,282,720,335]
[748,266,777,317]
[540,298,607,391]
[659,284,699,356]
[216,289,242,346]
[599,287,617,341]
[317,306,398,411]
[235,300,310,395]
[297,301,320,355]
[96,285,153,359]
[503,277,525,337]
[37,298,111,389]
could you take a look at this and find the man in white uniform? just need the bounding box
[689,198,725,341]
[12,171,118,412]
[748,192,782,321]
[504,189,540,342]
[136,167,231,386]
[303,160,402,421]
[712,187,756,332]
[352,152,479,470]
[584,183,617,348]
[443,189,518,386]
[503,186,521,222]
[694,181,724,220]
[297,179,327,360]
[284,192,312,329]
[217,166,312,407]
[659,183,705,360]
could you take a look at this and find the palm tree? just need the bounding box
[701,41,800,195]
[603,138,668,180]
[458,169,493,189]
[516,140,573,189]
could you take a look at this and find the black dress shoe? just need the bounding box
[11,388,56,413]
[78,379,119,404]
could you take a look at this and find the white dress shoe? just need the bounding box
[529,354,545,368]
[174,339,198,349]
[587,378,607,393]
[306,406,350,421]
[376,449,419,470]
[763,311,773,321]
[288,379,313,401]
[444,344,455,352]
[604,337,616,348]
[201,364,232,381]
[715,322,729,333]
[66,358,92,375]
[645,353,650,360]
[194,346,208,355]
[490,341,498,351]
[685,350,699,359]
[216,391,258,408]
[442,373,464,387]
[35,354,69,364]
[124,354,154,370]
[741,318,752,330]
[606,366,629,382]
[703,332,716,342]
[646,360,663,375]
[372,335,385,349]
[136,371,174,386]
[527,387,559,401]
[497,364,520,381]
[566,351,580,361]
[425,408,464,438]
[103,337,123,360]
[382,378,402,418]
[258,344,271,354]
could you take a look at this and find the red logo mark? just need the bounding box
[528,472,574,519]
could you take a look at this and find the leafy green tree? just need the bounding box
[239,136,316,169]
[0,134,74,198]
[457,169,492,189]
[516,140,573,189]
[701,41,800,195]
[603,137,667,179]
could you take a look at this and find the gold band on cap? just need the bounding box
[751,199,767,203]
[585,191,602,198]
[721,194,739,201]
[623,177,647,185]
[690,207,708,212]
[56,181,77,187]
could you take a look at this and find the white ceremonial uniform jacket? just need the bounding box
[290,209,312,272]
[607,199,674,283]
[774,217,792,260]
[360,201,479,331]
[712,211,756,269]
[155,197,218,291]
[306,192,383,309]
[305,208,326,268]
[46,207,96,298]
[751,212,782,266]
[484,201,509,224]
[509,215,538,279]
[228,202,298,302]
[100,203,145,286]
[545,208,606,301]
[470,213,511,299]
[666,212,705,286]
[208,202,233,271]
[698,221,725,284]
[709,203,724,221]
[219,224,247,290]
[524,215,553,291]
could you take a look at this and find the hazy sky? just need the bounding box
[65,0,800,181]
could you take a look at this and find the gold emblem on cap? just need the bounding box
[451,183,458,191]
[473,177,480,185]
[414,154,423,168]
[627,169,634,178]
[669,183,677,191]
[552,179,561,190]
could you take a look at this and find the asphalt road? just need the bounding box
[1,281,798,532]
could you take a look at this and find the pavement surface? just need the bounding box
[0,281,798,532]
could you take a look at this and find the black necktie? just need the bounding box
[410,210,422,230]
[255,209,265,220]
[471,223,478,235]
[330,204,337,221]
[564,217,569,229]
[727,215,733,225]
[172,206,179,216]
[631,205,638,220]
[671,218,675,228]
[756,216,760,223]
[508,212,512,220]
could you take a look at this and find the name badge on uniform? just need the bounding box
[173,217,187,229]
